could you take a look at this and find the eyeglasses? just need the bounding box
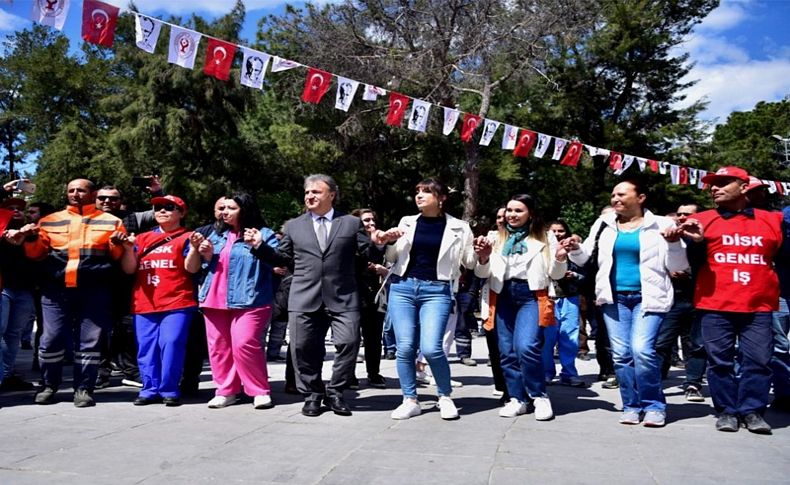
[154,204,178,212]
[97,195,120,202]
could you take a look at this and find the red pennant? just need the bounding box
[0,208,12,234]
[81,0,119,47]
[679,166,689,185]
[777,181,784,195]
[301,68,332,104]
[608,152,623,171]
[513,130,537,158]
[386,92,410,126]
[647,159,659,172]
[560,141,583,167]
[460,114,481,143]
[203,39,237,81]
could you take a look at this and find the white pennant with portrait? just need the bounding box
[479,120,500,146]
[134,14,162,54]
[335,77,360,112]
[407,99,431,132]
[167,26,202,69]
[240,47,271,90]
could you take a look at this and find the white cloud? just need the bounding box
[679,58,790,124]
[0,7,28,32]
[683,34,750,64]
[695,0,750,32]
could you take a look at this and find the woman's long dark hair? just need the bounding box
[509,194,546,243]
[216,192,266,233]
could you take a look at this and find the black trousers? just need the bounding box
[360,306,384,377]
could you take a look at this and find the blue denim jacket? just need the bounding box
[198,227,279,309]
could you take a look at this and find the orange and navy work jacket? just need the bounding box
[24,204,125,288]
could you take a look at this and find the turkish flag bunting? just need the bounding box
[386,92,410,126]
[81,0,119,47]
[647,159,659,172]
[608,152,624,171]
[460,114,481,143]
[560,141,583,167]
[203,39,237,81]
[679,166,689,185]
[301,68,332,104]
[513,130,537,157]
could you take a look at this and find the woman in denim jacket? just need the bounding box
[191,193,279,410]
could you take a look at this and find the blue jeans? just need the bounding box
[771,297,790,398]
[701,310,773,416]
[601,293,666,413]
[496,280,545,401]
[542,295,580,380]
[655,299,707,387]
[389,277,454,398]
[1,289,36,381]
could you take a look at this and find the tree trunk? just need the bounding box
[461,83,493,221]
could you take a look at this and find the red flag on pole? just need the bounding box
[560,141,583,167]
[301,68,332,104]
[386,92,410,126]
[81,0,119,47]
[460,114,481,142]
[203,39,237,81]
[513,130,537,158]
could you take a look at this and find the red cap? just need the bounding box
[151,195,187,212]
[700,166,750,185]
[745,176,769,192]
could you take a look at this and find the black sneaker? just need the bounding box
[34,386,57,405]
[163,397,181,407]
[367,374,386,389]
[684,385,705,402]
[133,395,162,406]
[95,374,111,389]
[348,376,360,390]
[74,389,95,408]
[602,375,619,389]
[715,413,739,432]
[742,413,772,435]
[384,351,396,360]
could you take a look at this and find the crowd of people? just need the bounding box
[1,167,789,436]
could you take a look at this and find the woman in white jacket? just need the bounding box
[384,178,484,421]
[475,194,567,421]
[565,180,689,427]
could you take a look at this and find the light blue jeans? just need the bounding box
[388,277,454,399]
[602,292,666,413]
[1,289,36,381]
[542,295,581,380]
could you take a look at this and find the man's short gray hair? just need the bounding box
[304,174,339,202]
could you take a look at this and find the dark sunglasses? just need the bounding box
[676,212,694,217]
[97,195,121,202]
[154,204,178,212]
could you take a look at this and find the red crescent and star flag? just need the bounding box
[81,0,119,47]
[301,68,332,104]
[386,92,410,126]
[204,39,237,81]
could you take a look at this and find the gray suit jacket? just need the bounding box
[274,211,370,313]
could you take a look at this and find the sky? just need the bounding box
[1,0,789,131]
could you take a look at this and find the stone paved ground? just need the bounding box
[1,335,789,484]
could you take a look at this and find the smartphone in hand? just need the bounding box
[15,180,36,194]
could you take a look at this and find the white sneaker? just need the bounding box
[533,396,554,421]
[416,371,431,385]
[437,396,459,420]
[207,394,239,409]
[390,398,422,420]
[253,395,273,409]
[499,398,527,418]
[428,376,463,388]
[492,389,504,397]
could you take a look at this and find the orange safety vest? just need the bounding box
[25,204,125,288]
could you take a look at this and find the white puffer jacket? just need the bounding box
[568,210,689,313]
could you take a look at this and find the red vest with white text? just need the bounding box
[693,209,783,312]
[132,229,197,314]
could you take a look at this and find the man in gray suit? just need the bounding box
[277,174,371,416]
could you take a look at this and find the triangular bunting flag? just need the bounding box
[697,170,707,188]
[776,182,785,195]
[689,168,698,185]
[407,99,431,132]
[460,114,481,143]
[659,162,669,175]
[442,108,460,135]
[386,93,410,126]
[534,134,551,158]
[647,159,659,172]
[636,157,647,172]
[781,182,790,195]
[501,125,518,150]
[552,139,568,160]
[239,48,270,90]
[608,152,623,171]
[135,14,162,53]
[362,84,386,101]
[301,68,332,104]
[31,0,70,31]
[81,0,119,47]
[560,141,583,167]
[271,56,299,72]
[335,77,360,112]
[615,155,634,175]
[764,180,777,194]
[679,166,689,185]
[167,27,201,69]
[479,120,500,146]
[204,39,236,81]
[513,130,537,158]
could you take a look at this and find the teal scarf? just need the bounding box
[502,223,530,256]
